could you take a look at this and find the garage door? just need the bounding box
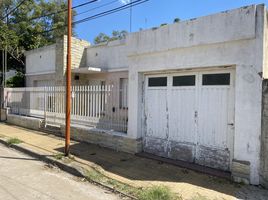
[144,70,235,171]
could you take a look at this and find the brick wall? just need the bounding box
[55,36,90,85]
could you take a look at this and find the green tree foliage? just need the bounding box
[94,33,110,44]
[94,30,128,44]
[0,0,76,78]
[6,71,25,87]
[173,18,180,23]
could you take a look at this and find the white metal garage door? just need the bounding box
[144,69,235,171]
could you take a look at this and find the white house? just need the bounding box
[6,4,268,187]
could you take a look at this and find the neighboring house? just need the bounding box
[10,4,268,187]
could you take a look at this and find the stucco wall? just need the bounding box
[86,39,128,70]
[25,44,56,75]
[128,6,256,55]
[25,36,90,86]
[26,73,56,87]
[261,80,268,188]
[126,4,265,185]
[72,71,128,85]
[260,7,268,189]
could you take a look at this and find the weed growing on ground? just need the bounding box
[85,168,138,197]
[191,193,211,200]
[53,153,64,160]
[7,138,22,146]
[85,168,182,200]
[138,185,181,200]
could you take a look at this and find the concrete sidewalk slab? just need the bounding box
[0,123,267,200]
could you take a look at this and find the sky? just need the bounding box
[73,0,268,43]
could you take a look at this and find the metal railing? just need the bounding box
[4,85,128,133]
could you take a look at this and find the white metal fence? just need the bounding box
[4,85,128,133]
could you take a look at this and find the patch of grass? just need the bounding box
[191,193,210,200]
[53,153,64,160]
[86,168,103,182]
[139,185,180,200]
[7,138,22,146]
[85,168,139,197]
[85,168,183,200]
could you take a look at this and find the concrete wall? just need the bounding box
[60,124,142,154]
[72,71,128,85]
[6,114,43,131]
[126,4,266,185]
[260,80,268,188]
[25,44,56,75]
[0,109,6,121]
[260,6,268,189]
[26,73,56,87]
[86,39,128,71]
[25,36,90,86]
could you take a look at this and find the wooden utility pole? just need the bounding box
[130,0,132,32]
[65,0,72,156]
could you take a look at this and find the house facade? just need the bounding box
[21,4,268,187]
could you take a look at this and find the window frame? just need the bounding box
[202,73,231,86]
[147,76,168,87]
[172,75,196,87]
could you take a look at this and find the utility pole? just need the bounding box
[129,0,132,32]
[4,10,9,88]
[2,51,4,87]
[4,47,7,88]
[65,0,72,156]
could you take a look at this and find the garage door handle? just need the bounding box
[228,123,234,126]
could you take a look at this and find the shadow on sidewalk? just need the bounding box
[54,141,240,197]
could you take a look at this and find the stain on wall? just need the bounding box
[143,136,230,171]
[260,79,268,188]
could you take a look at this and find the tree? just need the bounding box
[6,71,24,87]
[94,30,128,44]
[173,18,180,23]
[94,33,110,44]
[0,0,76,86]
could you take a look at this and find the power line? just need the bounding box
[130,0,132,32]
[29,0,98,21]
[33,0,148,35]
[0,0,28,20]
[75,0,147,25]
[75,0,118,17]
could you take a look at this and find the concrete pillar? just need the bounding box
[232,64,263,185]
[127,70,143,139]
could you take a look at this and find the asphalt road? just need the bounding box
[0,144,121,200]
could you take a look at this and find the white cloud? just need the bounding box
[119,0,131,5]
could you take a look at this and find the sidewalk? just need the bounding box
[0,123,267,200]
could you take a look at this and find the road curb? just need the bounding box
[0,139,136,200]
[0,139,85,177]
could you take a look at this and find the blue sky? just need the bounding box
[73,0,268,43]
